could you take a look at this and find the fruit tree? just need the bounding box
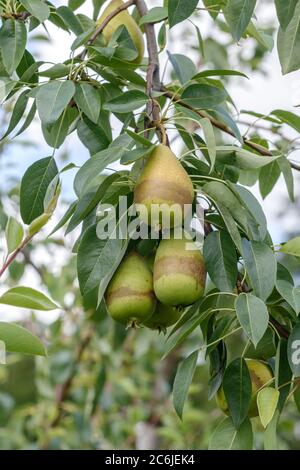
[0,0,300,450]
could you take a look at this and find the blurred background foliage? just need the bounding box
[0,0,300,450]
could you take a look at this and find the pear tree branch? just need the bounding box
[134,0,166,141]
[161,86,300,171]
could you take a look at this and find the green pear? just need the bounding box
[216,359,274,417]
[105,252,156,326]
[97,0,144,63]
[134,145,194,228]
[153,232,206,306]
[143,303,182,332]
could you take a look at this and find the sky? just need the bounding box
[0,0,299,322]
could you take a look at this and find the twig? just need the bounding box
[80,0,136,60]
[161,86,300,171]
[0,235,33,279]
[135,0,166,142]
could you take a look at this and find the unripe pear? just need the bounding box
[97,0,144,63]
[216,359,274,417]
[143,303,182,332]
[153,233,206,306]
[134,145,194,228]
[105,252,156,326]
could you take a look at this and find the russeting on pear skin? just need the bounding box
[105,252,156,326]
[97,0,144,63]
[153,233,206,306]
[134,145,194,228]
[216,359,274,417]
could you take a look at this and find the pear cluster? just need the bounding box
[105,145,207,331]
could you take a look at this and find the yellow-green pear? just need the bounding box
[153,232,206,306]
[97,0,144,63]
[143,303,182,332]
[216,359,274,418]
[134,145,194,228]
[105,252,156,326]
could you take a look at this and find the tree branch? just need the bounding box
[134,0,165,141]
[0,235,33,279]
[80,0,136,60]
[161,86,300,171]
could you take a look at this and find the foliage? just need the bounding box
[0,0,300,450]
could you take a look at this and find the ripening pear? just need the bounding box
[143,303,182,332]
[105,252,156,326]
[97,0,144,63]
[134,145,194,228]
[153,232,206,306]
[216,359,274,418]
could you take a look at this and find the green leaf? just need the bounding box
[139,7,168,25]
[209,417,253,450]
[271,109,300,132]
[276,280,300,314]
[20,156,58,224]
[241,239,277,301]
[5,217,23,254]
[275,339,292,411]
[264,410,279,450]
[42,107,78,149]
[77,224,127,296]
[224,0,257,41]
[103,90,148,113]
[199,117,216,171]
[247,21,274,51]
[74,82,101,124]
[69,0,86,10]
[0,78,17,101]
[120,145,155,165]
[259,161,281,199]
[277,1,300,74]
[246,328,277,360]
[173,350,198,419]
[257,387,279,428]
[167,52,197,85]
[0,287,58,310]
[181,84,227,109]
[203,231,237,292]
[280,237,300,257]
[77,115,111,154]
[217,145,281,170]
[39,63,70,79]
[56,6,84,35]
[36,80,75,125]
[1,90,29,140]
[288,322,300,377]
[74,145,127,197]
[0,20,27,75]
[223,357,252,428]
[275,0,298,30]
[0,322,46,356]
[235,294,269,347]
[14,100,37,138]
[168,0,198,28]
[20,0,50,22]
[66,173,121,234]
[193,69,248,79]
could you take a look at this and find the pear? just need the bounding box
[105,252,156,326]
[97,0,144,63]
[134,145,194,228]
[153,232,206,306]
[216,359,274,417]
[143,303,182,332]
